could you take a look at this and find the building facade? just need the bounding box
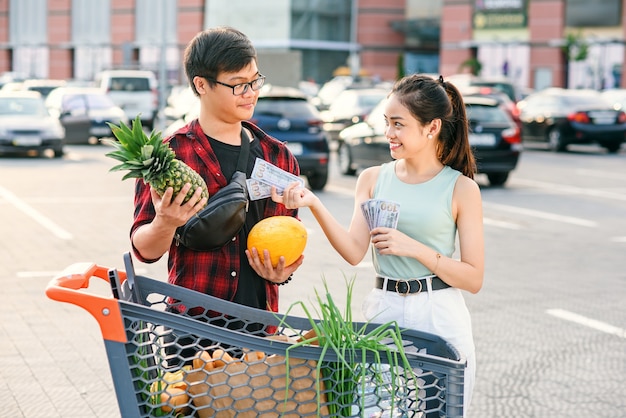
[0,0,624,91]
[440,0,626,90]
[0,0,407,87]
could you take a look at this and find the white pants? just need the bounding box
[362,283,475,416]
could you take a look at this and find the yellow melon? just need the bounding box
[247,216,307,267]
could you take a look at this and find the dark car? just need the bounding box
[518,88,626,153]
[460,85,522,131]
[45,87,128,144]
[464,96,522,185]
[164,86,331,190]
[0,91,65,157]
[338,95,521,186]
[250,86,330,190]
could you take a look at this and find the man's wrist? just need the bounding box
[277,274,293,286]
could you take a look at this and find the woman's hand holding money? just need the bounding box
[370,227,418,258]
[271,181,316,209]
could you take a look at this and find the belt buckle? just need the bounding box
[394,279,422,296]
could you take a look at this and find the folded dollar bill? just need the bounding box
[248,158,305,200]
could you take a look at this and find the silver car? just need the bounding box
[0,91,65,157]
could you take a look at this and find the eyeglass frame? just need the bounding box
[203,74,266,96]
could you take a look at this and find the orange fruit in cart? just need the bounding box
[247,216,307,267]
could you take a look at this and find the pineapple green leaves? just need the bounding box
[105,116,208,205]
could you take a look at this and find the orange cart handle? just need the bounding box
[45,262,128,343]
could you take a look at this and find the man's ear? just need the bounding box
[193,76,208,95]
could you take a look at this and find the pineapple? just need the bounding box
[105,116,208,205]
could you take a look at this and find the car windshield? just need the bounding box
[466,104,510,123]
[0,97,48,116]
[109,77,150,92]
[255,98,318,118]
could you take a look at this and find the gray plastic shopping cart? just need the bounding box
[46,253,465,417]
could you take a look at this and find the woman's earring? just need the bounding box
[427,134,433,139]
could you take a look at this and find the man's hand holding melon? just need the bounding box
[245,216,307,284]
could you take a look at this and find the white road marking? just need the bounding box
[320,181,599,229]
[576,168,626,181]
[513,178,626,202]
[0,185,73,240]
[547,308,626,338]
[483,202,596,227]
[483,217,522,230]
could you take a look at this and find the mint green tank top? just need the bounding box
[372,162,461,279]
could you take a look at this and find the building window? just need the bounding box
[565,0,621,27]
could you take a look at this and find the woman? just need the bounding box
[273,74,484,414]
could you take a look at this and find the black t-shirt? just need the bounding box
[207,133,267,310]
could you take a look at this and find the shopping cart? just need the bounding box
[46,253,466,417]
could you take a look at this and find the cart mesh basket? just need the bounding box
[46,253,465,417]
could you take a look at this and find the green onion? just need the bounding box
[278,275,418,416]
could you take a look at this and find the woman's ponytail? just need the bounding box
[438,79,476,179]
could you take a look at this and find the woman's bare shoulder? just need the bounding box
[453,174,482,205]
[355,165,382,197]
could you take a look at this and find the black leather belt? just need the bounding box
[375,275,450,296]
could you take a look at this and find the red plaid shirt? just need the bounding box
[130,120,299,313]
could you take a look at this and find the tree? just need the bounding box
[459,57,482,76]
[561,31,589,88]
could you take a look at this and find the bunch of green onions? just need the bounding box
[279,276,418,416]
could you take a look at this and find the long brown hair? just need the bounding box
[390,74,476,178]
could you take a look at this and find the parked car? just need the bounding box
[600,88,626,111]
[447,74,523,103]
[163,85,331,190]
[45,86,128,144]
[338,95,521,186]
[249,86,330,190]
[337,97,388,176]
[320,87,388,142]
[459,85,522,131]
[517,88,626,153]
[20,78,67,98]
[0,91,65,157]
[464,96,522,185]
[95,69,158,129]
[160,85,196,125]
[311,75,359,110]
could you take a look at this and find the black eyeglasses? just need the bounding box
[205,75,266,96]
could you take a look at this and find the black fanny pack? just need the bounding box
[175,130,250,251]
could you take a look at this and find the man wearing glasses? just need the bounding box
[129,27,303,352]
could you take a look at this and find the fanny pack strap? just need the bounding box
[236,128,250,174]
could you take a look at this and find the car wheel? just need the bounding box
[307,171,328,191]
[548,129,567,152]
[53,148,64,158]
[602,142,622,153]
[487,172,509,186]
[338,142,356,175]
